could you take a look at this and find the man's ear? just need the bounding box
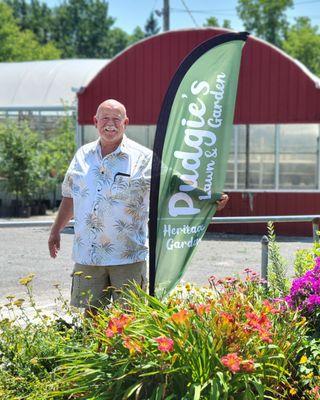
[124,117,129,127]
[93,115,97,127]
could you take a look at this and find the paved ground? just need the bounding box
[0,213,314,314]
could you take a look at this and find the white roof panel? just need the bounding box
[0,59,109,109]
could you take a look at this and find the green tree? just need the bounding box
[282,17,320,76]
[236,0,293,47]
[37,115,76,205]
[144,11,160,37]
[105,27,130,57]
[129,26,145,44]
[204,16,232,29]
[5,0,53,44]
[0,2,60,61]
[50,0,115,58]
[0,122,39,206]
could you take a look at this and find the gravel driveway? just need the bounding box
[0,222,313,314]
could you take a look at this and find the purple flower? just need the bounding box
[285,258,320,318]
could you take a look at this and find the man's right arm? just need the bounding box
[48,197,73,258]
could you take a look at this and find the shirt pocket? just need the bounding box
[110,174,131,201]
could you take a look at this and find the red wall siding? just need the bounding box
[78,28,320,125]
[211,192,320,236]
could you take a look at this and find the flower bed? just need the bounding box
[0,255,320,399]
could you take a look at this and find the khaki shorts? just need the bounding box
[70,261,147,309]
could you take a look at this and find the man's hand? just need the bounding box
[48,197,73,258]
[216,193,229,211]
[48,230,61,258]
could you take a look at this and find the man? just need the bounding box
[48,99,228,310]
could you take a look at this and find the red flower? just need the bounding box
[221,352,242,373]
[241,359,255,373]
[154,336,174,352]
[105,314,132,338]
[220,312,235,324]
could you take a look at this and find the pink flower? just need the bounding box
[221,352,242,373]
[154,336,174,352]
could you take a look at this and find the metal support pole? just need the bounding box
[245,124,250,189]
[275,124,280,190]
[312,218,320,242]
[261,235,269,283]
[163,0,170,31]
[234,125,238,190]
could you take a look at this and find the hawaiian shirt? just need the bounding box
[62,135,152,266]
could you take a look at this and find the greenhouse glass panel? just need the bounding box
[279,124,318,189]
[237,125,247,189]
[248,125,275,189]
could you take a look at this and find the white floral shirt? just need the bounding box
[62,135,152,266]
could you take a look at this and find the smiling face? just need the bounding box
[93,99,129,154]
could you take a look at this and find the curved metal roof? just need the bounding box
[77,28,320,124]
[0,59,109,110]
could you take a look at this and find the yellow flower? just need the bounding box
[13,299,25,307]
[299,355,308,364]
[306,372,314,379]
[289,388,297,395]
[85,275,92,280]
[74,271,83,276]
[19,273,35,286]
[30,358,38,365]
[185,282,192,291]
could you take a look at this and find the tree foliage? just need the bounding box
[5,0,53,44]
[282,17,320,76]
[236,0,293,47]
[0,2,60,61]
[3,0,156,59]
[144,11,160,37]
[49,0,115,58]
[0,122,39,204]
[204,16,232,29]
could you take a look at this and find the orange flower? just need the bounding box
[105,314,132,338]
[262,299,279,314]
[245,311,273,343]
[221,352,242,373]
[191,303,211,316]
[122,336,142,355]
[220,312,235,324]
[155,336,174,352]
[171,309,190,324]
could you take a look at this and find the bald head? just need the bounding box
[96,99,127,120]
[93,99,129,156]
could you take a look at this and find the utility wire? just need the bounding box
[180,0,199,27]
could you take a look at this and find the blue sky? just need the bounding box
[45,0,320,34]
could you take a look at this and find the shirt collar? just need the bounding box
[90,135,129,159]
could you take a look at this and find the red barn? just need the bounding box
[77,28,320,236]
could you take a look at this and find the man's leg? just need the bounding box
[108,261,147,303]
[70,263,111,312]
